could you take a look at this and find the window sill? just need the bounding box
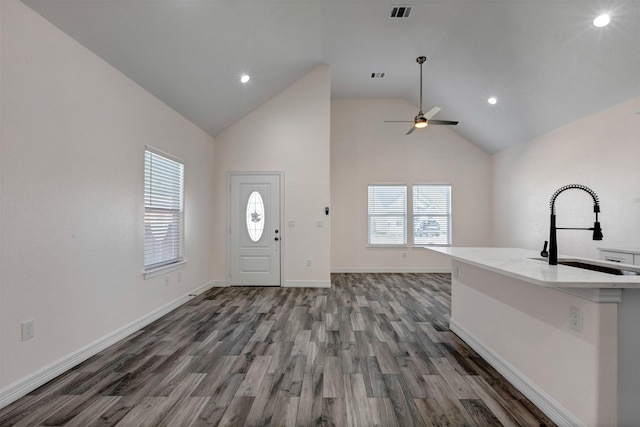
[144,260,187,279]
[367,245,409,249]
[367,244,452,249]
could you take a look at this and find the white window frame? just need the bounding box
[367,184,408,247]
[367,183,453,248]
[412,183,452,246]
[144,146,185,277]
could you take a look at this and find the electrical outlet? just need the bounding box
[21,320,35,341]
[306,259,312,267]
[177,271,182,282]
[402,252,407,258]
[452,264,459,278]
[164,275,170,286]
[569,306,583,332]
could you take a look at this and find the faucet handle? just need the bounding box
[540,241,549,258]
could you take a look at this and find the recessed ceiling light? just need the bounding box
[240,74,250,84]
[593,14,611,27]
[488,97,497,105]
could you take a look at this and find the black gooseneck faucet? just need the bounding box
[549,184,603,265]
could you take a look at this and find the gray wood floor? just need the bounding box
[0,273,555,426]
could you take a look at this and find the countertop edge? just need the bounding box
[425,246,640,288]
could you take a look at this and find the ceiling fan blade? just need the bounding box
[424,106,441,120]
[429,120,459,125]
[406,126,417,135]
[384,120,413,123]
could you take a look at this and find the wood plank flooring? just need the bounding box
[0,273,555,426]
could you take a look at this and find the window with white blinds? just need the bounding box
[413,184,451,246]
[144,147,184,271]
[368,185,407,246]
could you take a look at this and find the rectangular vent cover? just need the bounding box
[371,72,386,79]
[390,6,412,18]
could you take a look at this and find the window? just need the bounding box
[246,191,265,242]
[367,183,452,247]
[413,184,451,246]
[144,147,184,271]
[368,185,407,246]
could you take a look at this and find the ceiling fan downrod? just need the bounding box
[417,56,426,116]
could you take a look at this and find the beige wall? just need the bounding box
[491,97,640,258]
[213,66,331,287]
[1,0,216,394]
[330,99,492,272]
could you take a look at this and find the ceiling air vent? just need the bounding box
[371,72,386,79]
[390,5,412,18]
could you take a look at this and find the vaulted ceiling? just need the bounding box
[22,0,640,153]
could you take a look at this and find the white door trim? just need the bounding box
[227,171,284,286]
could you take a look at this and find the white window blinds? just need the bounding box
[413,184,451,246]
[368,185,407,245]
[144,147,184,270]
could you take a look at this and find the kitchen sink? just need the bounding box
[530,258,640,276]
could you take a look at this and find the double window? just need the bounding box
[144,147,184,271]
[368,184,451,246]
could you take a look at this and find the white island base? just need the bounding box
[428,247,640,427]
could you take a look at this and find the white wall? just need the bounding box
[331,99,491,272]
[213,66,331,287]
[0,0,215,397]
[492,97,640,258]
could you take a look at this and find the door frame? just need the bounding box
[227,171,285,286]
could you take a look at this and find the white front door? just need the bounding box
[229,173,282,286]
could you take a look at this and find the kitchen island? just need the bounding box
[427,247,640,427]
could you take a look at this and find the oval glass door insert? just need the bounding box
[246,191,265,242]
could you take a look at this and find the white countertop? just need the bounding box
[427,247,640,288]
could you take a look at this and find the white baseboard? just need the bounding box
[449,319,584,427]
[213,280,329,288]
[211,280,228,287]
[331,268,451,274]
[0,281,214,410]
[284,280,331,288]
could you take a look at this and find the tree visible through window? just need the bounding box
[144,147,184,270]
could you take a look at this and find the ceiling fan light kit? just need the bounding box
[414,117,428,128]
[385,56,459,135]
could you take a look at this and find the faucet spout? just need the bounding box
[549,184,602,265]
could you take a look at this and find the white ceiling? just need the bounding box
[22,0,640,153]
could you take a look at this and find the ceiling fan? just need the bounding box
[385,56,459,135]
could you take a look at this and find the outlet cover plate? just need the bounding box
[569,306,583,332]
[21,320,35,341]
